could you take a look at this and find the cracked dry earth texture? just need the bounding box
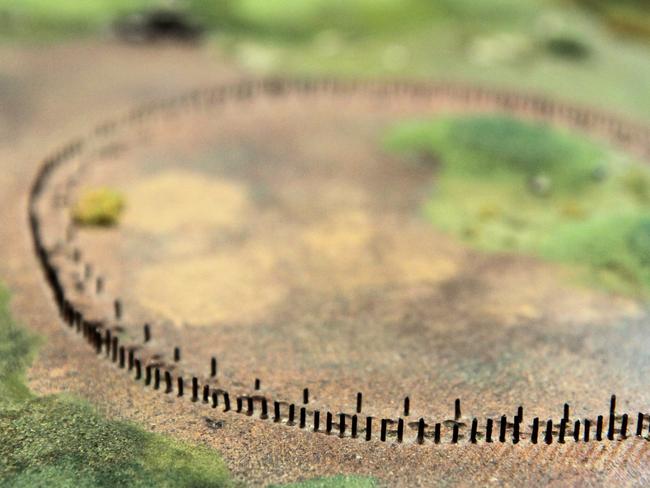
[2,41,650,487]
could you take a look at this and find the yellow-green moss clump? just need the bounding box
[72,188,125,226]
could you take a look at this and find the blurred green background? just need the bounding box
[1,0,649,118]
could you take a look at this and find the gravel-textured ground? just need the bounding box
[1,40,649,486]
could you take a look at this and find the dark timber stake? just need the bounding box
[177,377,184,397]
[485,419,493,443]
[513,417,520,444]
[356,392,363,413]
[596,415,604,441]
[326,412,333,434]
[380,419,388,442]
[314,411,321,432]
[114,300,122,320]
[434,423,441,444]
[135,359,142,380]
[247,397,254,416]
[299,407,306,428]
[236,397,243,413]
[365,417,372,441]
[212,392,218,408]
[261,399,269,419]
[531,418,539,444]
[211,357,217,377]
[119,346,125,368]
[499,415,507,443]
[223,393,231,412]
[470,418,478,443]
[165,371,172,393]
[403,397,410,416]
[608,395,616,440]
[254,378,261,390]
[545,420,553,444]
[154,368,160,390]
[145,365,152,385]
[451,423,459,444]
[128,349,134,370]
[203,385,210,403]
[397,418,404,443]
[417,418,426,444]
[111,337,118,363]
[288,404,295,425]
[95,331,102,353]
[455,399,461,421]
[608,416,615,440]
[584,419,591,442]
[352,415,358,439]
[274,401,281,422]
[637,413,644,436]
[574,420,581,442]
[174,347,180,362]
[191,377,198,402]
[340,414,346,437]
[559,418,566,443]
[516,406,523,423]
[563,403,570,421]
[303,388,309,404]
[144,324,151,342]
[620,413,628,439]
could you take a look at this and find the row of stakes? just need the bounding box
[65,293,650,445]
[116,78,650,147]
[34,175,650,447]
[28,80,650,447]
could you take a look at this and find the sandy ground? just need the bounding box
[1,40,649,486]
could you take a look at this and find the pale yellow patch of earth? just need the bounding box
[135,243,282,325]
[122,170,249,234]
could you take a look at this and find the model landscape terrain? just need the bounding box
[0,1,649,487]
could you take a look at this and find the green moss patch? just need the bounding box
[385,115,650,296]
[0,397,233,488]
[0,289,36,404]
[72,188,125,227]
[0,284,233,487]
[271,475,377,488]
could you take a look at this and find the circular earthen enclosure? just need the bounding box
[29,81,650,473]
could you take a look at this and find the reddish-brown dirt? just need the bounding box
[2,41,649,486]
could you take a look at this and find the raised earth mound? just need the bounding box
[24,79,650,486]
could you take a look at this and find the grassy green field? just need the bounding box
[0,0,154,40]
[385,115,650,297]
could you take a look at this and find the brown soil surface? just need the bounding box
[1,40,649,487]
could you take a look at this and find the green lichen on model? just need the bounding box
[385,114,650,296]
[0,285,233,488]
[271,475,377,488]
[72,188,125,227]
